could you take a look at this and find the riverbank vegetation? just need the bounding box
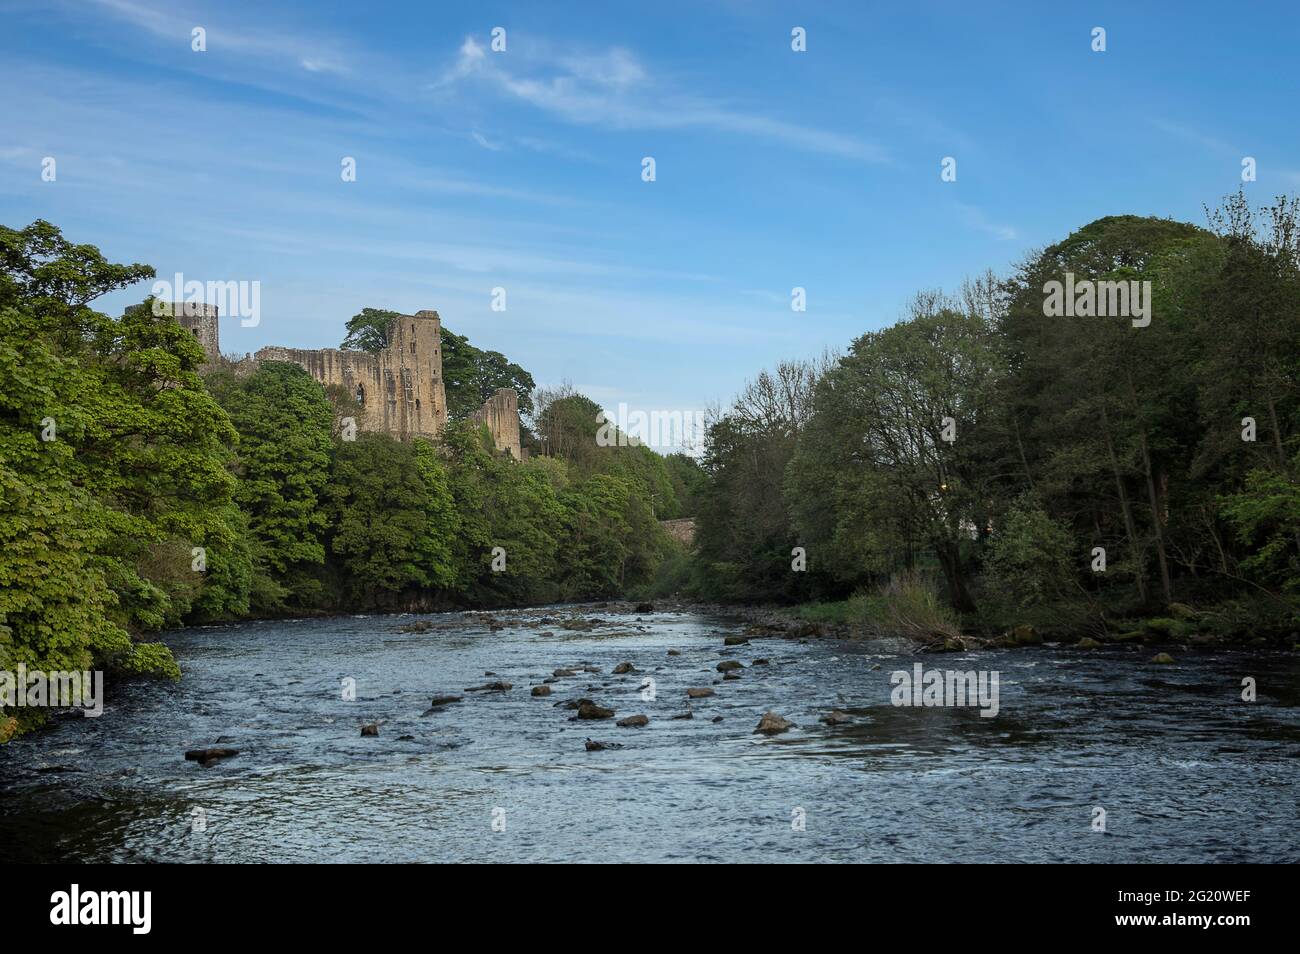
[0,220,688,737]
[685,193,1300,649]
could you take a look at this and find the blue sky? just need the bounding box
[3,0,1298,430]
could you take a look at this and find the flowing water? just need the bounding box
[3,606,1299,863]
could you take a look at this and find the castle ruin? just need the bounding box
[173,305,522,455]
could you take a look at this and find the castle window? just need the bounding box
[356,384,365,407]
[416,399,421,411]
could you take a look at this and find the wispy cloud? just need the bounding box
[954,202,1018,241]
[1151,119,1237,158]
[435,36,890,164]
[85,0,352,73]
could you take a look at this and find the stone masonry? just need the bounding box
[172,301,221,361]
[169,304,521,453]
[469,387,523,459]
[256,310,449,441]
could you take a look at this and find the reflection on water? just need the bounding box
[2,607,1298,863]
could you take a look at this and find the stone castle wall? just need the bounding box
[168,303,521,451]
[469,387,523,458]
[660,518,696,547]
[256,311,448,441]
[172,302,221,362]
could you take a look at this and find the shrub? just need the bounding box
[860,572,960,642]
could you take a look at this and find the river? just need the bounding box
[3,605,1298,862]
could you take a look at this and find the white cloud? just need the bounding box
[83,0,350,75]
[954,202,1018,241]
[435,35,889,163]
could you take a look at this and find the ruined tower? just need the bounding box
[171,302,221,363]
[470,387,523,458]
[180,305,521,449]
[255,309,448,440]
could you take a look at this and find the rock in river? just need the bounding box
[687,687,714,699]
[464,681,512,692]
[360,723,379,737]
[717,660,744,672]
[754,711,793,734]
[184,747,239,767]
[531,685,552,697]
[617,714,649,728]
[819,710,851,725]
[585,738,623,751]
[612,662,636,674]
[1010,625,1042,646]
[577,700,615,720]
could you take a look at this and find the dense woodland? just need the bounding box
[689,192,1300,644]
[0,220,698,737]
[3,191,1299,738]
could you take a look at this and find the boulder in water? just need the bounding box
[184,747,239,766]
[616,714,649,728]
[464,681,512,692]
[717,660,744,672]
[687,687,714,699]
[577,700,615,720]
[1010,625,1041,646]
[754,711,793,734]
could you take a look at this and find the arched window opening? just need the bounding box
[356,384,365,407]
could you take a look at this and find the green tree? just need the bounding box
[441,326,536,419]
[340,307,399,353]
[215,361,334,612]
[1,221,191,736]
[326,434,436,607]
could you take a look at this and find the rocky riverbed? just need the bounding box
[2,604,1298,862]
